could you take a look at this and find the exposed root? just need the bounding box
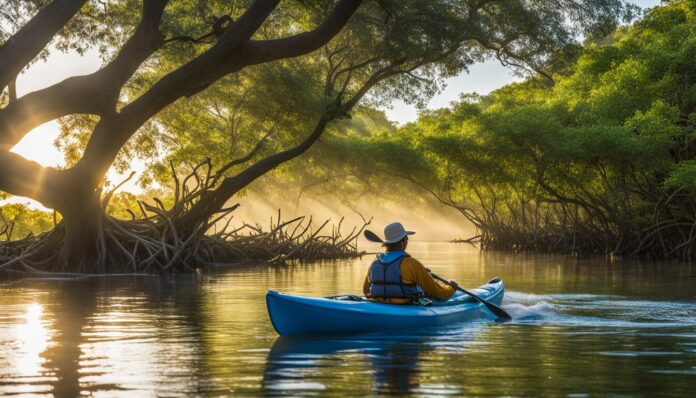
[451,236,480,246]
[0,209,369,275]
[0,160,370,275]
[0,159,370,275]
[448,192,696,259]
[207,212,369,265]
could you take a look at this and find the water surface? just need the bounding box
[1,242,696,396]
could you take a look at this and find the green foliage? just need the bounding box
[0,0,642,226]
[665,160,696,190]
[0,203,55,240]
[330,0,696,257]
[38,0,636,196]
[0,191,176,242]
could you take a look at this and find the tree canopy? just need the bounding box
[0,0,638,272]
[332,0,696,258]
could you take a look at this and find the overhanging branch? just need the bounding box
[0,0,170,150]
[0,0,87,91]
[72,0,364,192]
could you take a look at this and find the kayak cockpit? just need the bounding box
[324,278,502,307]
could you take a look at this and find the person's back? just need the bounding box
[363,222,457,304]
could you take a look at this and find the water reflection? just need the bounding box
[0,277,220,396]
[264,334,428,396]
[16,303,48,377]
[1,243,696,396]
[263,323,492,397]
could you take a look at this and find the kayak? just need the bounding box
[266,277,504,336]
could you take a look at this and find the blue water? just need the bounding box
[264,290,696,396]
[1,242,695,396]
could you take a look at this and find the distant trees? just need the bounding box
[0,0,635,272]
[336,0,696,259]
[0,204,55,241]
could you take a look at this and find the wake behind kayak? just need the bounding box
[266,278,504,336]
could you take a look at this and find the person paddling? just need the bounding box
[363,222,459,304]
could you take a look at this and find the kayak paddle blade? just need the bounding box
[364,230,383,243]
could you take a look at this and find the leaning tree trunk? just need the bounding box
[0,0,365,274]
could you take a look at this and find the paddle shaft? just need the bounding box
[430,272,512,320]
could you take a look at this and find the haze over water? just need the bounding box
[1,242,695,396]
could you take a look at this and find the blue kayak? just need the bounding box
[266,277,504,336]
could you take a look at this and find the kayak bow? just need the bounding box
[266,278,504,336]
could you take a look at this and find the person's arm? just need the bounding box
[401,257,455,300]
[363,273,370,296]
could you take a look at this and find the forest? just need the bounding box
[1,0,691,274]
[332,0,696,259]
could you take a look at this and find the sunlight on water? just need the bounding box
[15,303,48,377]
[1,242,695,396]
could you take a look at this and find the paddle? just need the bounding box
[363,229,512,321]
[429,272,511,321]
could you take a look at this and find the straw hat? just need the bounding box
[365,222,415,244]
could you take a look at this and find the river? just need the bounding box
[1,242,695,396]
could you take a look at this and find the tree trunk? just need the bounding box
[54,190,103,272]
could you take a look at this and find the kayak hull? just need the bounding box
[266,279,504,336]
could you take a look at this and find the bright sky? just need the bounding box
[385,0,663,123]
[383,60,523,124]
[7,0,661,208]
[12,48,102,168]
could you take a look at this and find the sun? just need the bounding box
[11,121,65,167]
[5,48,147,210]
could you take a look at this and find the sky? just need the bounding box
[383,60,522,124]
[7,0,662,207]
[384,0,663,123]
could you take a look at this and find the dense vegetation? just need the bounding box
[0,0,631,273]
[332,0,696,259]
[0,203,55,240]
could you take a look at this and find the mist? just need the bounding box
[223,191,475,246]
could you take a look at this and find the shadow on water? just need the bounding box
[263,334,430,396]
[262,321,494,397]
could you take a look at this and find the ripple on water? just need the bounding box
[599,351,684,357]
[502,290,696,331]
[2,243,696,397]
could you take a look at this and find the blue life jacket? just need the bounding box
[367,250,424,299]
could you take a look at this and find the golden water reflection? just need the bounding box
[16,303,49,377]
[0,242,695,396]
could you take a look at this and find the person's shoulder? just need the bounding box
[401,255,425,269]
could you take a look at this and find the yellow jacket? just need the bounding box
[363,256,455,303]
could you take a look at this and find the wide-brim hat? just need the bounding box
[364,222,415,244]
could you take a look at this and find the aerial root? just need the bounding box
[449,195,696,259]
[0,159,370,275]
[0,209,370,275]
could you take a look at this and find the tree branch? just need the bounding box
[0,0,87,91]
[7,78,16,104]
[72,0,362,191]
[0,0,364,214]
[242,0,364,64]
[0,0,170,150]
[178,113,334,227]
[211,125,276,185]
[0,151,66,207]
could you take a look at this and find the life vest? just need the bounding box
[367,250,423,299]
